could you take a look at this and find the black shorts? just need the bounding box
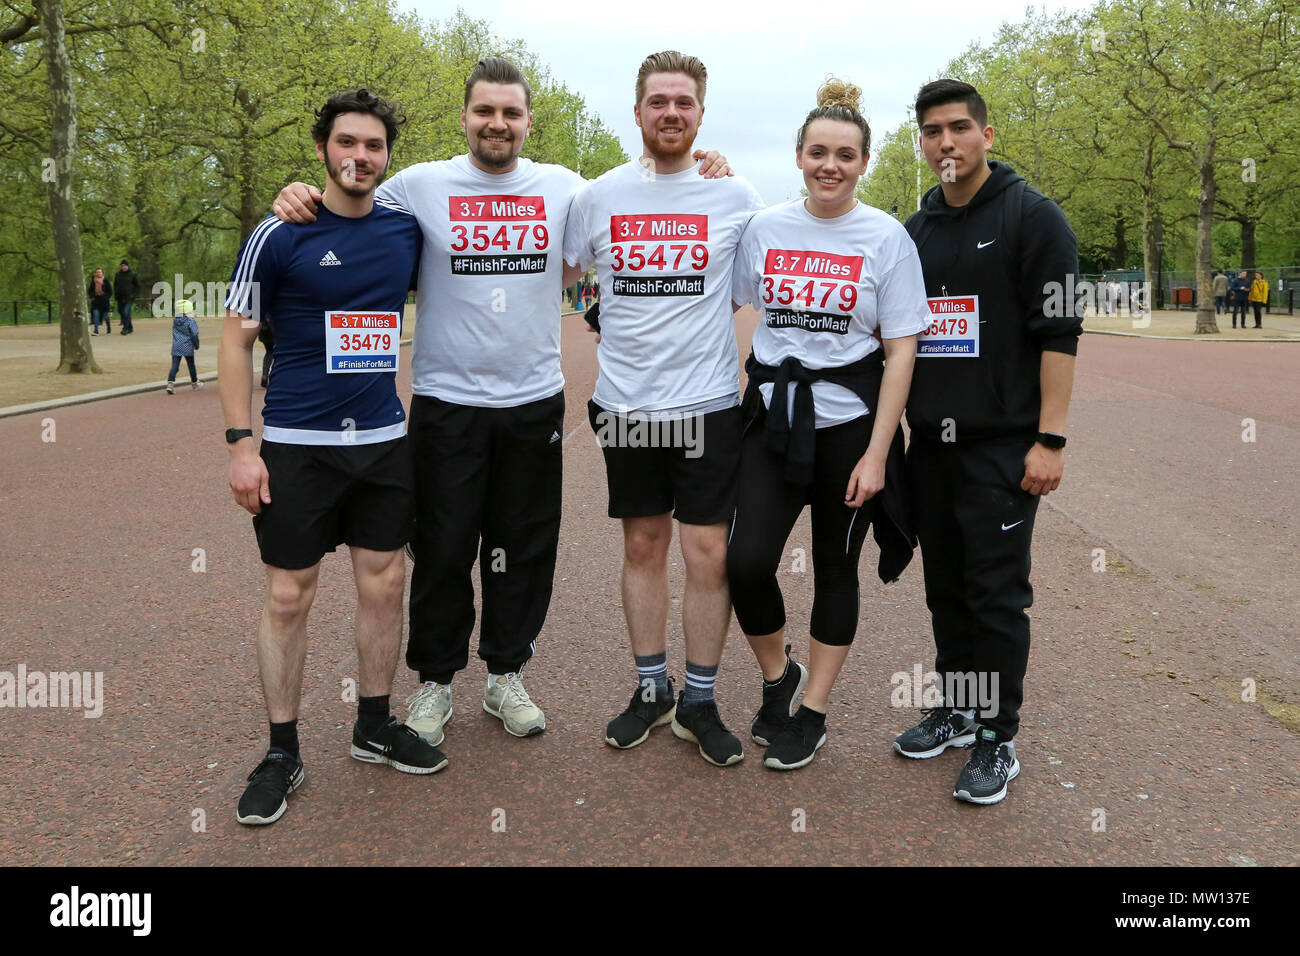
[253,437,415,570]
[587,400,741,525]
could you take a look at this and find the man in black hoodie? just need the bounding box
[892,80,1080,805]
[114,260,140,335]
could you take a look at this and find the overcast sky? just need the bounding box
[403,0,1098,204]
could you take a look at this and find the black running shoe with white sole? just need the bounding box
[763,705,827,771]
[671,693,743,766]
[953,728,1020,805]
[892,707,977,759]
[751,643,809,746]
[350,716,448,774]
[605,677,676,748]
[236,749,304,826]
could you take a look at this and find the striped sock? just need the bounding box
[635,652,669,698]
[683,661,718,706]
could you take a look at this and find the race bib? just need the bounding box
[325,311,400,373]
[918,295,979,357]
[607,213,710,297]
[448,195,549,276]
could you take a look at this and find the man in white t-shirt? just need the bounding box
[564,50,766,767]
[272,59,731,749]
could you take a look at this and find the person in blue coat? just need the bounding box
[165,299,203,394]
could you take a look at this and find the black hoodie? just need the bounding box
[904,161,1080,442]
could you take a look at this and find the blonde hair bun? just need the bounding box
[816,77,862,113]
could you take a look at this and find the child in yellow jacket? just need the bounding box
[1249,273,1268,329]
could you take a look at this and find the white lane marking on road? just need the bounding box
[562,420,587,446]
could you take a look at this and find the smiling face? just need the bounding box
[461,80,531,172]
[918,100,993,184]
[798,118,868,215]
[315,112,389,197]
[635,72,703,167]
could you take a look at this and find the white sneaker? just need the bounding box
[405,682,452,745]
[483,672,545,737]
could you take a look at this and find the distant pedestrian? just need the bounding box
[165,299,203,394]
[114,260,140,335]
[1230,270,1250,329]
[87,267,112,335]
[1099,275,1112,315]
[1249,271,1268,329]
[1212,270,1228,315]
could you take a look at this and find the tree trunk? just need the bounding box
[1140,142,1158,306]
[131,175,163,305]
[40,0,99,373]
[1193,143,1219,334]
[1240,218,1256,272]
[1112,204,1127,268]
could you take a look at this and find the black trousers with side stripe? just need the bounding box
[405,391,565,682]
[726,406,876,647]
[907,436,1039,740]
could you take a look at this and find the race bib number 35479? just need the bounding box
[918,295,979,357]
[325,311,400,373]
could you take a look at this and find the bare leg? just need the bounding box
[620,514,673,656]
[745,628,788,682]
[679,521,730,668]
[350,546,406,697]
[803,637,852,713]
[258,564,321,723]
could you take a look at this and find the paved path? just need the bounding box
[0,311,1295,866]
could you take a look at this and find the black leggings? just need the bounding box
[727,407,876,647]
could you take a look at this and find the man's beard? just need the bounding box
[641,124,697,166]
[469,132,520,169]
[325,155,387,196]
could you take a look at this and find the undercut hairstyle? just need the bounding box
[914,78,988,128]
[797,77,871,156]
[311,88,405,151]
[464,57,532,109]
[635,50,707,106]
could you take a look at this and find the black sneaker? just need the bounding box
[763,705,827,771]
[236,749,304,826]
[350,716,448,774]
[953,728,1020,805]
[751,643,809,746]
[605,677,676,748]
[893,707,977,759]
[671,693,743,766]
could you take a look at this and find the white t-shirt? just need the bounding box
[563,159,766,413]
[732,199,931,428]
[378,155,585,407]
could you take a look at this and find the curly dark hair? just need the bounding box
[311,88,406,151]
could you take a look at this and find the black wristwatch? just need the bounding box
[1036,431,1067,450]
[225,428,253,444]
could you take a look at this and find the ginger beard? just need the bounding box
[635,73,703,170]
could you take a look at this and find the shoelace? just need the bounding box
[917,707,952,733]
[967,739,1003,779]
[502,674,533,709]
[405,684,444,716]
[249,753,294,784]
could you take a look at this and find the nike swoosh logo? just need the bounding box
[1001,520,1024,531]
[977,239,996,249]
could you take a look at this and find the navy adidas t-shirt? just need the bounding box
[225,200,421,444]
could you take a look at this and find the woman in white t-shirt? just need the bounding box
[728,79,930,770]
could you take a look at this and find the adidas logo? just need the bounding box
[549,430,561,444]
[319,250,342,267]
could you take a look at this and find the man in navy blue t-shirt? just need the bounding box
[219,89,446,827]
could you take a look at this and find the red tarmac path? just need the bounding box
[1,310,1296,866]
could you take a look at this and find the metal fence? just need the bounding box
[1082,267,1297,314]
